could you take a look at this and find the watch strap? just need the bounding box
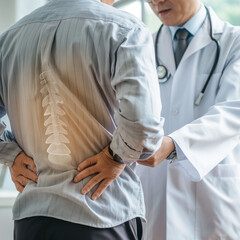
[108,145,124,164]
[166,150,177,160]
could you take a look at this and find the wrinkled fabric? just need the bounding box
[0,0,164,228]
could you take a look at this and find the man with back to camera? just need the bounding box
[0,0,165,239]
[136,0,240,239]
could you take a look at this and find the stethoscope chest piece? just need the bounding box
[157,65,170,83]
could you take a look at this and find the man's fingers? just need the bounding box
[23,157,37,172]
[15,182,24,193]
[16,176,31,187]
[77,157,98,172]
[74,166,98,183]
[75,146,125,199]
[91,179,112,200]
[24,169,38,183]
[11,162,38,182]
[81,175,103,195]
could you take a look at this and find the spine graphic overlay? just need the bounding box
[40,71,72,166]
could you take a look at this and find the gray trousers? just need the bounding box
[14,216,142,240]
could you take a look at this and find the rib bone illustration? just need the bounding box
[40,72,72,166]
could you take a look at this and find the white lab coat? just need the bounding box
[137,8,240,240]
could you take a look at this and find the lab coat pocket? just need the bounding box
[195,164,240,239]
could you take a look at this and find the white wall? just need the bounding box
[0,0,47,33]
[0,191,18,240]
[16,0,47,21]
[0,0,16,33]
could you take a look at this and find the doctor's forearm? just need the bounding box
[169,100,240,181]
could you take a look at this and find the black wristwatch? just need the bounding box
[108,145,124,164]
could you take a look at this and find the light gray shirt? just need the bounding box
[0,0,164,227]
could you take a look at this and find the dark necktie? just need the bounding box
[174,29,190,67]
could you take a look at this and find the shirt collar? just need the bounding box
[169,4,207,40]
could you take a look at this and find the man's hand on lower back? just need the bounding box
[73,146,125,200]
[10,152,38,193]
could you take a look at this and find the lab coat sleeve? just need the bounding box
[169,33,240,181]
[0,64,22,167]
[110,26,164,164]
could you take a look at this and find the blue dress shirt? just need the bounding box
[169,4,207,52]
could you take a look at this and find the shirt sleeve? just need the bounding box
[0,87,22,168]
[169,34,240,181]
[110,26,164,164]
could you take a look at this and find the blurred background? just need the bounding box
[0,0,240,198]
[0,0,239,239]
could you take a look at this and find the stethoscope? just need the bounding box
[155,6,220,105]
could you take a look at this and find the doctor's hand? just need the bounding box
[73,146,125,200]
[10,152,38,193]
[138,136,175,167]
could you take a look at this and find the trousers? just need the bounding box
[14,216,142,240]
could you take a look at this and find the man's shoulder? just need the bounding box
[8,0,147,34]
[103,5,146,30]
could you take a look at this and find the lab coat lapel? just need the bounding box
[156,25,176,75]
[182,8,224,63]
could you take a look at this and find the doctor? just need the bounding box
[137,0,240,239]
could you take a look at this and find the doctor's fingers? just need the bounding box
[137,158,160,168]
